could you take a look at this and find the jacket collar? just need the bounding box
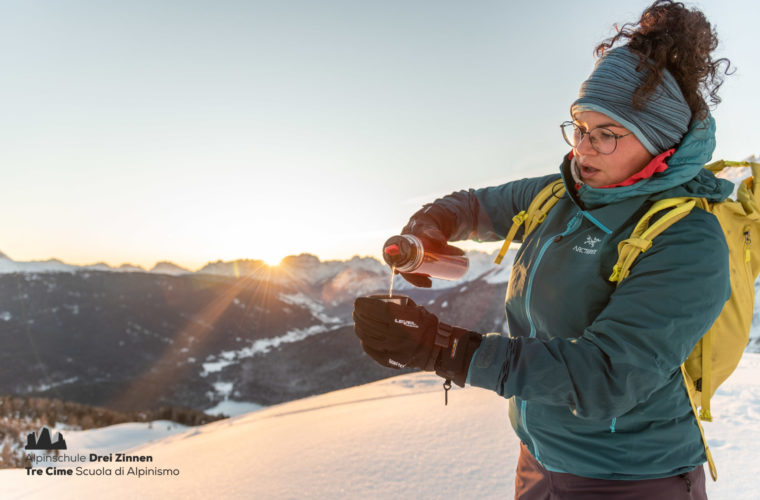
[565,115,722,209]
[561,156,651,234]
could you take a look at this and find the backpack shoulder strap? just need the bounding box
[494,179,565,264]
[608,197,698,283]
[608,196,718,478]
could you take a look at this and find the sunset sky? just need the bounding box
[2,0,758,270]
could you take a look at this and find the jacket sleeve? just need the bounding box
[467,209,731,420]
[422,173,561,242]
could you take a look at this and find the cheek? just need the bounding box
[620,149,654,176]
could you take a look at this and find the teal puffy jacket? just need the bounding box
[431,116,733,479]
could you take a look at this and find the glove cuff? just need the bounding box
[434,325,482,387]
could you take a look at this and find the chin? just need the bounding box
[583,178,609,189]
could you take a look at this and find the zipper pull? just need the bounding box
[744,230,751,263]
[443,379,451,405]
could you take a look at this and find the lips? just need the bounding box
[579,162,600,178]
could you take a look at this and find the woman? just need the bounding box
[353,1,734,498]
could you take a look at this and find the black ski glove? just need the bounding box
[353,296,482,387]
[400,203,464,288]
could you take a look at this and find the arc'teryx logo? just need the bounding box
[585,236,601,248]
[573,235,603,256]
[394,318,419,328]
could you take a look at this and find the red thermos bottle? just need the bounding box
[382,235,468,281]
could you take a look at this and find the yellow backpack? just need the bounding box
[494,160,760,481]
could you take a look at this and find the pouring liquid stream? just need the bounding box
[388,266,395,298]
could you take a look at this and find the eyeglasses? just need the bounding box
[560,121,633,155]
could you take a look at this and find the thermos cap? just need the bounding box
[382,235,422,271]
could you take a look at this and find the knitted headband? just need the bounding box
[571,46,691,155]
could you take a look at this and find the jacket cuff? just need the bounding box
[435,330,481,387]
[467,333,515,391]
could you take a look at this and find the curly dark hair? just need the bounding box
[595,0,733,121]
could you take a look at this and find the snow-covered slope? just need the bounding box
[3,354,758,500]
[149,261,191,275]
[0,254,151,275]
[0,255,77,274]
[51,421,189,456]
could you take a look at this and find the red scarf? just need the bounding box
[569,149,675,188]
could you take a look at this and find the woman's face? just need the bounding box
[572,111,654,188]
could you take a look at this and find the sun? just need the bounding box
[261,254,283,267]
[253,247,285,267]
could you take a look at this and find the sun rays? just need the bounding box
[109,261,320,410]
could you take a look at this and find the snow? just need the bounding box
[199,359,233,376]
[245,324,335,353]
[702,354,760,497]
[3,354,758,499]
[0,256,76,274]
[203,400,265,417]
[200,324,344,377]
[150,262,190,276]
[278,254,347,285]
[713,159,754,200]
[343,255,387,273]
[22,421,190,470]
[0,256,148,275]
[0,246,555,296]
[323,266,388,299]
[278,292,341,323]
[484,248,517,284]
[212,382,233,398]
[463,249,500,281]
[31,377,79,393]
[59,421,189,456]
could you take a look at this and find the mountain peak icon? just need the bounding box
[25,427,67,450]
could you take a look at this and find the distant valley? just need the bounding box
[0,248,757,415]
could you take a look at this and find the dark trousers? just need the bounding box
[515,442,707,500]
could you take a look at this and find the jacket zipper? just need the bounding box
[521,211,583,461]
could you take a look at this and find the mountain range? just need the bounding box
[0,247,521,413]
[1,244,758,416]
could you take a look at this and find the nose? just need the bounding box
[575,132,596,156]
